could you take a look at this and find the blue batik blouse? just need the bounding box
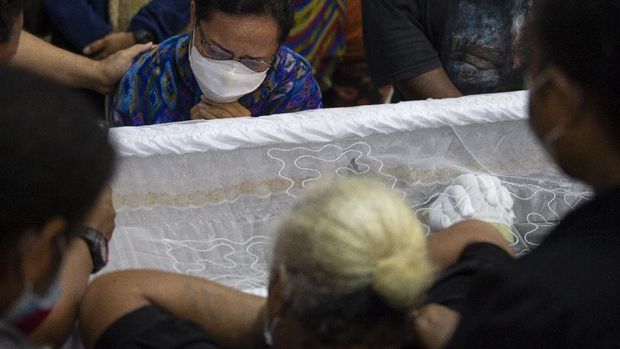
[112,34,322,126]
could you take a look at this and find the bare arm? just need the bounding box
[79,270,266,349]
[9,31,153,94]
[29,239,93,348]
[29,188,116,348]
[396,67,463,100]
[427,220,513,271]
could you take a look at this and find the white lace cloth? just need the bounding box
[105,91,591,292]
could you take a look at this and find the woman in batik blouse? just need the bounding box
[111,0,322,126]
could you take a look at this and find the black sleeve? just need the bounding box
[361,0,442,86]
[445,263,568,349]
[425,243,513,313]
[95,305,218,349]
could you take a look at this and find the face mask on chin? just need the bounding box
[2,278,62,335]
[188,24,269,104]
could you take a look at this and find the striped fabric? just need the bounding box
[286,0,348,89]
[108,0,150,32]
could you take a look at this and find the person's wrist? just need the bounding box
[81,227,110,273]
[73,237,95,271]
[91,59,111,94]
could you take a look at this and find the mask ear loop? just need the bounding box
[263,315,280,346]
[190,19,198,56]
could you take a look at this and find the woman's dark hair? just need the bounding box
[0,0,23,43]
[0,68,116,265]
[531,0,620,145]
[194,0,293,44]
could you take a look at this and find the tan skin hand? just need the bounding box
[411,303,460,349]
[83,186,116,240]
[96,42,155,94]
[191,95,252,120]
[84,32,137,60]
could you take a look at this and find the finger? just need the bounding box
[204,103,235,119]
[192,104,217,120]
[446,185,474,217]
[83,39,107,56]
[440,213,452,230]
[229,102,251,117]
[191,104,204,120]
[203,99,250,117]
[120,42,155,60]
[429,196,450,230]
[499,186,514,210]
[429,204,444,230]
[94,49,112,60]
[438,195,460,229]
[204,98,245,113]
[455,173,478,189]
[477,174,498,206]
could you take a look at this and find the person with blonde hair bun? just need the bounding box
[267,178,435,348]
[78,177,512,349]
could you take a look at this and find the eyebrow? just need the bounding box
[205,33,272,62]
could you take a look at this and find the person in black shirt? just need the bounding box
[362,0,531,100]
[413,0,620,347]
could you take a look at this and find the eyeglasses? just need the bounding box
[195,22,273,73]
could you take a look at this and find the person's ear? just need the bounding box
[267,264,288,317]
[0,11,23,65]
[190,0,196,32]
[545,66,586,129]
[20,217,67,294]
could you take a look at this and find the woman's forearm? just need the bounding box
[79,270,265,349]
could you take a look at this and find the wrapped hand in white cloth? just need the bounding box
[429,173,516,242]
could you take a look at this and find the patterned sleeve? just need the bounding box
[111,53,151,127]
[265,47,323,114]
[111,36,189,127]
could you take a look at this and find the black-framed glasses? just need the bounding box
[195,22,273,73]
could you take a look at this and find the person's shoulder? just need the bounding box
[128,34,188,71]
[160,33,190,56]
[274,45,314,76]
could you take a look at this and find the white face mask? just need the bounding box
[263,315,280,347]
[189,27,268,104]
[3,278,62,335]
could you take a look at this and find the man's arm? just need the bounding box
[29,188,116,348]
[79,270,266,349]
[426,220,513,271]
[362,0,464,100]
[395,67,463,100]
[409,221,513,349]
[9,31,153,94]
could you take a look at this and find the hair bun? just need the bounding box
[373,250,434,310]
